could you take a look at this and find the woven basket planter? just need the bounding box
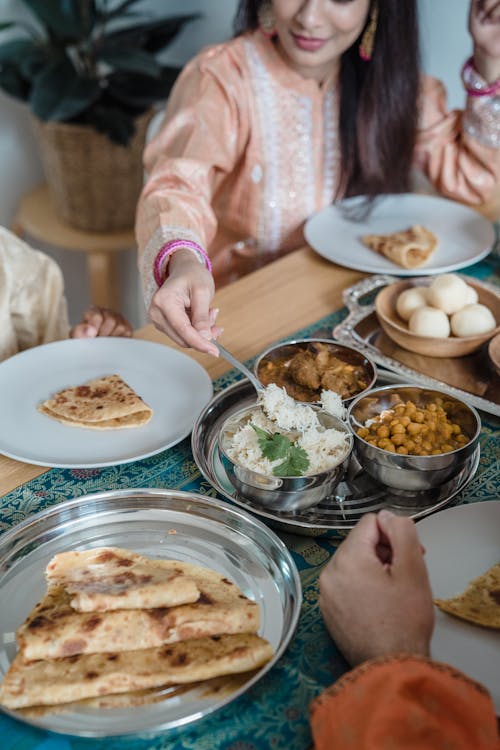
[32,112,153,232]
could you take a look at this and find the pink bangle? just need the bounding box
[461,56,500,97]
[153,239,212,287]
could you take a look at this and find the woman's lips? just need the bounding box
[291,33,327,52]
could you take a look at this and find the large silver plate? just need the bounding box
[0,489,301,737]
[192,380,480,537]
[333,275,500,418]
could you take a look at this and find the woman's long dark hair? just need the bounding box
[234,0,420,200]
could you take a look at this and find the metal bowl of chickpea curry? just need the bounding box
[254,339,377,403]
[347,384,481,493]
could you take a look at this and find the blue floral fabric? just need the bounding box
[0,258,498,750]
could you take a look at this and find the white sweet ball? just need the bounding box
[395,287,428,321]
[426,274,469,315]
[409,306,451,338]
[463,285,479,306]
[450,304,496,337]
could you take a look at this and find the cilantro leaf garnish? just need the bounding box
[251,424,310,476]
[274,445,310,477]
[252,424,290,460]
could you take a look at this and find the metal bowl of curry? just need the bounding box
[254,339,377,404]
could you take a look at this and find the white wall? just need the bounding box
[0,0,473,325]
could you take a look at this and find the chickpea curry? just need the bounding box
[356,399,470,456]
[257,342,371,402]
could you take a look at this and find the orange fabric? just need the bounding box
[310,655,500,750]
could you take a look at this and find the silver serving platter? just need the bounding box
[192,380,480,537]
[0,489,301,737]
[333,274,500,418]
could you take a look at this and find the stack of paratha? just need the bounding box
[0,547,273,711]
[38,374,153,429]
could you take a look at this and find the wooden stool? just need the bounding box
[12,184,136,310]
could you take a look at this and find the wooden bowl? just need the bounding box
[488,332,500,376]
[375,278,500,358]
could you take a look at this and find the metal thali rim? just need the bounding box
[0,488,302,737]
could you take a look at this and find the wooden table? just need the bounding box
[12,184,136,309]
[0,247,363,497]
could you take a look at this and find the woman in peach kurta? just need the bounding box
[311,510,500,750]
[136,0,500,355]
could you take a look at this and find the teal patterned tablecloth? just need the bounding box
[1,259,499,750]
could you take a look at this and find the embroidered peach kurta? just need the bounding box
[136,30,500,305]
[0,227,69,363]
[309,655,500,749]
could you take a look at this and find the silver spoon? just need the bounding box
[214,342,264,393]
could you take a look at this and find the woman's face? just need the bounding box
[271,0,371,82]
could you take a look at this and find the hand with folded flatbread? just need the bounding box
[70,306,132,339]
[319,510,434,667]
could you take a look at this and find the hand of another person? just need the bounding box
[469,0,500,80]
[148,250,222,356]
[70,307,133,339]
[319,510,434,667]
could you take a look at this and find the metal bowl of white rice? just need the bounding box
[217,385,353,512]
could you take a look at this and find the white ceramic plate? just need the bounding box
[0,338,213,468]
[304,194,495,275]
[416,501,500,712]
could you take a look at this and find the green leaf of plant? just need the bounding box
[103,14,199,53]
[107,69,178,107]
[0,64,30,100]
[86,104,135,145]
[273,446,310,477]
[0,39,40,65]
[20,0,86,40]
[100,0,143,22]
[0,21,16,31]
[98,48,161,78]
[30,56,100,121]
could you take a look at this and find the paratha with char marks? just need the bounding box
[434,562,500,629]
[18,575,260,661]
[45,547,200,612]
[361,224,438,269]
[0,633,273,709]
[38,374,152,429]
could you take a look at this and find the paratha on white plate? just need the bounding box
[38,374,152,429]
[434,562,500,629]
[0,633,273,709]
[361,224,438,269]
[45,547,200,612]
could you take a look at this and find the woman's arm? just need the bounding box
[136,47,246,354]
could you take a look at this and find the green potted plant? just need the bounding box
[0,1,198,231]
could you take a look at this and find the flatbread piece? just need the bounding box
[434,562,500,629]
[45,547,200,612]
[361,224,438,269]
[38,374,152,429]
[18,572,260,661]
[0,633,273,709]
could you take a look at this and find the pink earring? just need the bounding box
[258,1,276,38]
[359,4,378,62]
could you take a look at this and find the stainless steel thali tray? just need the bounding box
[0,489,301,737]
[191,380,480,537]
[333,275,500,418]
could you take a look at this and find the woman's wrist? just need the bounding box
[462,54,500,96]
[472,48,500,85]
[153,239,212,287]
